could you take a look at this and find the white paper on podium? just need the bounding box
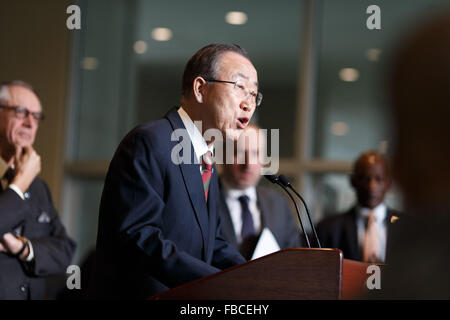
[251,227,281,260]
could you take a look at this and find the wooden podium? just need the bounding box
[150,248,374,300]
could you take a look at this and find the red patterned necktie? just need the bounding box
[201,151,213,200]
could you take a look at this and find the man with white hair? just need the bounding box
[0,80,75,299]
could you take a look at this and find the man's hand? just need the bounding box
[0,233,30,260]
[11,146,41,193]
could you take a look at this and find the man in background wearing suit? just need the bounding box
[0,81,75,299]
[316,151,400,263]
[91,44,261,298]
[219,124,301,260]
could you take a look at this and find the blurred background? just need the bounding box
[1,0,449,266]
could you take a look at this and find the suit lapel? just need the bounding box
[166,107,209,259]
[256,187,266,225]
[386,208,396,227]
[385,208,399,245]
[205,168,220,261]
[256,187,272,237]
[346,207,362,260]
[217,181,238,248]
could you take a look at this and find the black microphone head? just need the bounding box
[278,174,291,187]
[264,174,279,184]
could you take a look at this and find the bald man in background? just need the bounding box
[316,151,401,263]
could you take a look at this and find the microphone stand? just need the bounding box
[278,175,321,248]
[264,175,311,248]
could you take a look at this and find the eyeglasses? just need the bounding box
[0,105,45,121]
[205,79,263,107]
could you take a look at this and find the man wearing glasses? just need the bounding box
[0,81,75,299]
[91,44,261,298]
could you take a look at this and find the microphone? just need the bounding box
[264,175,311,248]
[278,174,322,248]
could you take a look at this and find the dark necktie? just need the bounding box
[201,152,213,200]
[238,195,255,240]
[4,167,15,184]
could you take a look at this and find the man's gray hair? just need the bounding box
[0,80,40,105]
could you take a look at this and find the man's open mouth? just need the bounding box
[237,117,249,128]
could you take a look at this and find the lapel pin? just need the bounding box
[390,215,399,224]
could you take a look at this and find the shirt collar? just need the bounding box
[358,203,387,222]
[222,179,257,202]
[178,106,214,163]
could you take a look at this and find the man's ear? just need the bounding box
[193,77,207,103]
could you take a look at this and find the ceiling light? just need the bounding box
[366,48,382,62]
[379,140,388,154]
[339,68,359,82]
[151,27,173,41]
[225,11,248,25]
[81,57,98,70]
[330,122,349,136]
[134,40,148,54]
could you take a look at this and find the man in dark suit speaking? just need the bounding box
[91,44,261,298]
[316,151,401,263]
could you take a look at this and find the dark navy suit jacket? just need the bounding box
[0,179,75,299]
[91,107,245,299]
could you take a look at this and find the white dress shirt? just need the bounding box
[221,181,262,244]
[177,106,214,170]
[356,203,387,262]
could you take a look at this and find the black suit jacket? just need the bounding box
[90,107,245,299]
[316,206,401,261]
[218,185,302,257]
[375,210,450,299]
[0,178,76,299]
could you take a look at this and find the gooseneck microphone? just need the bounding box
[278,174,322,248]
[264,175,311,248]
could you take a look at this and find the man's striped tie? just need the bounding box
[201,151,213,200]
